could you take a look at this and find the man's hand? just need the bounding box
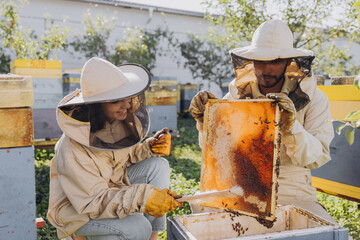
[266,93,296,133]
[189,91,217,123]
[145,188,182,218]
[149,128,171,156]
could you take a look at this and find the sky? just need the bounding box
[122,0,208,13]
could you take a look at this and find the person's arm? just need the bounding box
[128,128,171,164]
[56,140,154,220]
[281,89,334,169]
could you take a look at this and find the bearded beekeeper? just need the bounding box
[47,57,182,240]
[189,19,336,223]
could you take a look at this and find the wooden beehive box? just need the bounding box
[0,74,33,108]
[200,99,280,221]
[0,74,34,148]
[167,205,348,240]
[0,107,33,148]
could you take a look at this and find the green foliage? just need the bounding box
[0,0,69,60]
[317,192,360,239]
[335,110,360,145]
[70,11,175,74]
[202,0,360,78]
[353,0,360,24]
[35,149,58,239]
[179,34,233,87]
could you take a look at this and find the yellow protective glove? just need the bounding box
[189,91,217,123]
[266,93,296,133]
[150,128,172,156]
[144,188,183,218]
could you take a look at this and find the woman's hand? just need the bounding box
[145,188,182,218]
[149,128,171,156]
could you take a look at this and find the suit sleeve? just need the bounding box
[281,89,334,169]
[56,140,154,220]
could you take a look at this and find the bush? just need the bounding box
[317,192,360,239]
[35,149,58,239]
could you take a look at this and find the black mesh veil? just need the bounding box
[230,53,315,80]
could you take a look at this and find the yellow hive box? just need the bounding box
[10,59,61,70]
[0,74,33,108]
[11,68,62,79]
[0,108,34,148]
[201,99,280,221]
[145,90,177,106]
[328,101,360,120]
[317,85,360,101]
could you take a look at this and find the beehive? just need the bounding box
[200,99,280,220]
[11,59,63,139]
[145,78,178,136]
[167,205,348,240]
[317,85,360,120]
[0,74,33,108]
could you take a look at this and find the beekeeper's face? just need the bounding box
[253,59,290,89]
[101,98,131,122]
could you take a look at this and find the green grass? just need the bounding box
[35,117,360,239]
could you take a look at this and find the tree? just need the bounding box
[179,34,233,88]
[0,0,69,63]
[202,0,360,78]
[70,11,175,74]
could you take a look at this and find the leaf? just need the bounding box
[345,129,355,145]
[355,76,360,90]
[353,0,360,8]
[344,110,360,121]
[335,123,347,135]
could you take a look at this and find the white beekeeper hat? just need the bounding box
[61,57,150,107]
[230,19,314,61]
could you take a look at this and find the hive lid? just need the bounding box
[200,99,280,221]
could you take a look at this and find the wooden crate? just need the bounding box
[0,108,33,148]
[0,74,33,108]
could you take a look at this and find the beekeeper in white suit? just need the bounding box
[47,57,182,240]
[189,19,336,224]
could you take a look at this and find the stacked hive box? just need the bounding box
[0,74,37,239]
[145,78,178,136]
[312,82,360,202]
[11,59,63,140]
[180,83,197,113]
[62,69,81,97]
[317,82,360,120]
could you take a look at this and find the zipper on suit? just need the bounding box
[112,151,115,161]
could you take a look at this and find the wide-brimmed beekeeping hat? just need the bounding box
[60,57,150,107]
[229,19,314,62]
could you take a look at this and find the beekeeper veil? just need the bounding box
[58,57,150,150]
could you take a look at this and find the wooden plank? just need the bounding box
[0,108,34,148]
[317,85,360,101]
[10,59,61,69]
[312,176,360,203]
[0,75,33,108]
[11,68,62,79]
